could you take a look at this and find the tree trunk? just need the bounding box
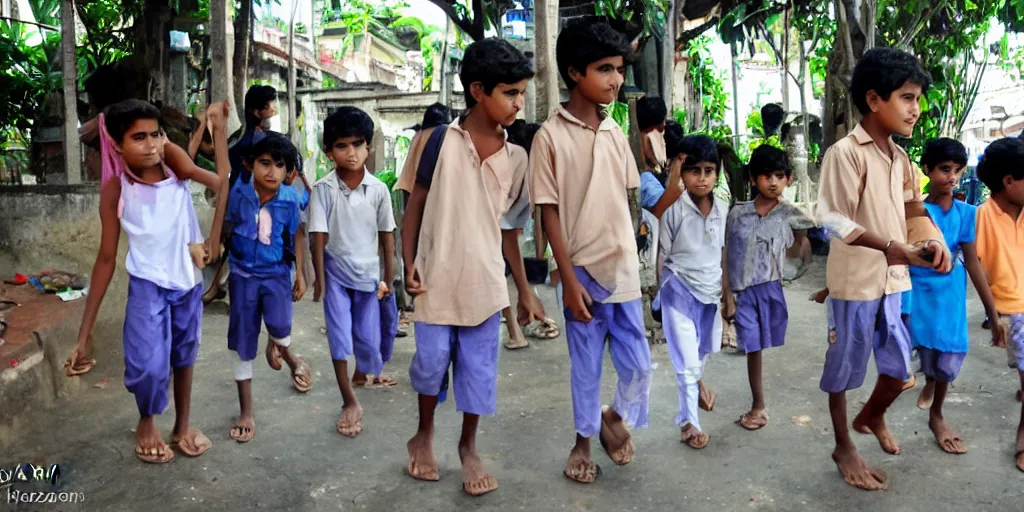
[438,19,451,104]
[533,0,559,120]
[61,0,81,184]
[233,0,253,122]
[822,0,871,151]
[730,42,740,136]
[209,0,240,132]
[288,0,299,144]
[660,0,677,109]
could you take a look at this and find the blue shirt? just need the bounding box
[908,199,977,352]
[639,171,665,210]
[226,179,301,278]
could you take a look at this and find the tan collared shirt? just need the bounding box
[530,106,641,303]
[412,119,529,326]
[816,124,923,301]
[395,127,437,194]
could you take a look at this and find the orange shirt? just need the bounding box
[975,199,1024,314]
[412,120,529,326]
[816,124,923,301]
[530,106,641,303]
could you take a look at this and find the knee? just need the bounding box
[235,358,253,381]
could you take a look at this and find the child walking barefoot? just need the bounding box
[65,99,232,463]
[725,145,812,430]
[658,131,730,449]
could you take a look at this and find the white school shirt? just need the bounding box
[659,192,729,305]
[119,166,203,291]
[308,169,396,293]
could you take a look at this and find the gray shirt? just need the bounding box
[725,201,814,292]
[308,169,396,293]
[659,193,729,304]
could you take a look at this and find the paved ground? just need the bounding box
[5,262,1024,511]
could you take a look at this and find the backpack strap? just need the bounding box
[414,126,448,190]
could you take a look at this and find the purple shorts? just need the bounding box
[380,292,399,364]
[410,314,501,415]
[660,273,719,359]
[1007,314,1024,369]
[564,267,652,438]
[734,280,788,353]
[323,267,382,375]
[819,294,912,393]
[917,347,966,383]
[123,276,203,417]
[228,271,292,361]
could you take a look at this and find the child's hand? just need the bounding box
[722,296,736,321]
[64,340,97,377]
[204,239,221,266]
[809,288,829,304]
[292,276,307,302]
[919,240,952,273]
[377,280,391,300]
[992,318,1009,348]
[517,292,546,326]
[189,242,208,270]
[313,279,323,302]
[667,157,684,194]
[207,101,230,132]
[405,266,426,296]
[563,280,593,323]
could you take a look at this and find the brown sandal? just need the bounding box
[291,357,313,393]
[170,428,212,457]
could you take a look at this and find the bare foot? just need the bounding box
[901,374,917,391]
[831,446,887,491]
[406,432,439,481]
[1017,450,1024,472]
[503,336,529,350]
[336,404,363,437]
[170,427,212,457]
[737,409,768,431]
[852,413,901,455]
[698,383,716,412]
[680,424,709,449]
[459,446,498,496]
[563,444,600,483]
[598,406,634,465]
[917,381,935,410]
[135,418,174,463]
[229,416,255,443]
[928,416,967,454]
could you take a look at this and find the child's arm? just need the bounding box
[307,185,328,302]
[962,241,1008,347]
[292,224,307,302]
[380,231,396,297]
[187,113,207,160]
[66,179,122,375]
[165,141,219,192]
[503,228,545,324]
[205,102,232,264]
[402,184,428,295]
[542,204,592,321]
[721,247,735,320]
[650,157,683,219]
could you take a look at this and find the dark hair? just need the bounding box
[664,120,686,160]
[506,120,542,154]
[680,135,719,169]
[421,102,453,129]
[246,132,298,170]
[976,137,1024,194]
[460,38,535,108]
[850,47,931,116]
[323,106,374,149]
[103,99,163,141]
[761,103,785,136]
[921,137,968,170]
[636,96,667,132]
[85,62,140,112]
[244,85,278,128]
[556,19,633,91]
[747,145,791,179]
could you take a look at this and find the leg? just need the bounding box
[1016,370,1024,471]
[563,304,609,482]
[122,278,174,463]
[739,350,768,430]
[323,274,362,436]
[502,306,529,349]
[604,299,652,464]
[168,284,211,455]
[407,321,454,482]
[661,279,708,448]
[830,392,887,490]
[917,378,936,410]
[452,315,502,494]
[262,274,311,392]
[459,413,499,496]
[853,294,913,455]
[350,289,392,387]
[230,363,256,443]
[928,379,966,454]
[851,376,906,455]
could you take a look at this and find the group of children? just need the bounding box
[61,17,1024,497]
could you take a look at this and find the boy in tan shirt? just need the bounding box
[401,38,544,497]
[531,19,653,484]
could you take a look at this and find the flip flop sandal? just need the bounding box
[64,357,97,377]
[291,358,313,393]
[170,428,212,457]
[265,342,282,371]
[364,375,399,388]
[563,462,602,483]
[683,431,710,449]
[135,443,175,464]
[524,319,559,340]
[229,423,255,443]
[737,412,768,431]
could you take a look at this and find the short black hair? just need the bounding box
[850,47,931,116]
[103,99,163,141]
[921,138,968,170]
[421,103,453,129]
[761,103,785,136]
[664,120,686,160]
[556,19,633,91]
[246,132,297,170]
[636,96,667,132]
[747,145,791,179]
[506,120,541,154]
[460,38,535,108]
[680,135,720,169]
[323,106,374,149]
[976,137,1024,194]
[244,85,278,128]
[85,62,140,112]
